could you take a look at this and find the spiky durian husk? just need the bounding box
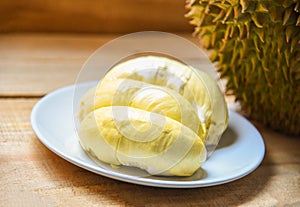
[186,0,300,135]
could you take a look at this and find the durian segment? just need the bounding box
[78,86,97,122]
[79,78,206,141]
[78,107,121,165]
[105,56,192,93]
[78,79,145,121]
[192,69,228,147]
[130,86,206,140]
[102,56,228,146]
[79,79,147,121]
[78,106,206,176]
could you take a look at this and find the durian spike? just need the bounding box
[283,9,292,25]
[254,28,264,43]
[290,37,298,53]
[250,56,255,73]
[285,26,293,43]
[233,6,239,19]
[211,31,216,46]
[223,7,233,23]
[204,2,210,14]
[253,36,261,53]
[219,39,227,52]
[230,41,238,66]
[256,2,269,13]
[237,23,244,39]
[224,24,231,40]
[284,50,290,67]
[251,13,263,28]
[244,61,250,81]
[245,21,250,38]
[240,0,249,13]
[282,62,289,81]
[295,2,300,12]
[240,39,247,59]
[233,76,238,89]
[213,10,225,22]
[296,15,300,26]
[261,61,272,87]
[229,23,235,38]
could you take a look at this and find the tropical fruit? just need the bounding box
[78,55,228,176]
[186,0,300,135]
[79,106,206,176]
[100,56,228,146]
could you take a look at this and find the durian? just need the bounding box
[79,79,206,141]
[100,56,228,148]
[79,106,206,176]
[78,55,228,176]
[186,0,300,135]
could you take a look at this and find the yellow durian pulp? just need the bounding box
[101,56,228,148]
[79,106,206,176]
[78,55,228,176]
[79,78,206,141]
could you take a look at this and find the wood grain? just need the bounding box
[0,99,299,206]
[0,33,116,96]
[0,0,192,33]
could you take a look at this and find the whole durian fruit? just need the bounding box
[186,0,300,135]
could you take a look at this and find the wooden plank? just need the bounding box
[0,33,206,97]
[0,98,299,206]
[0,0,192,33]
[0,34,118,96]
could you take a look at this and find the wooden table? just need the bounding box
[1,33,299,207]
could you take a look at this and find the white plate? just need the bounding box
[31,83,265,188]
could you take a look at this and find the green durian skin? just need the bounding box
[186,0,300,136]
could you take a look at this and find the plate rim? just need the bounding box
[31,83,265,188]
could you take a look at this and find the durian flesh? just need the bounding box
[78,78,206,141]
[101,56,228,148]
[79,106,206,176]
[78,55,228,176]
